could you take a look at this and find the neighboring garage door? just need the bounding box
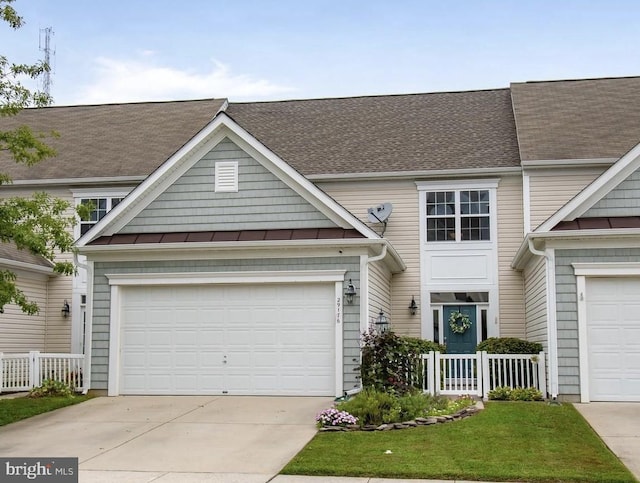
[586,277,640,402]
[119,283,335,396]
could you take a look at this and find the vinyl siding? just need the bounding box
[554,247,640,397]
[121,138,336,233]
[583,168,640,217]
[322,176,526,339]
[90,256,361,393]
[528,167,604,230]
[319,179,421,336]
[524,256,547,347]
[0,270,49,352]
[0,186,75,353]
[368,260,392,330]
[496,174,526,337]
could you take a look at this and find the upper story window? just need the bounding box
[426,189,490,242]
[79,197,124,235]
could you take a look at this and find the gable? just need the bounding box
[581,168,640,218]
[118,138,338,234]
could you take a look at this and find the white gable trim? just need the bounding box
[77,113,380,247]
[536,141,640,233]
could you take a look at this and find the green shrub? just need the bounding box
[488,386,544,401]
[337,387,401,426]
[337,388,473,425]
[475,337,543,354]
[28,379,74,398]
[510,387,543,401]
[487,386,512,400]
[360,331,445,394]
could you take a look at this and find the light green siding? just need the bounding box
[90,256,361,394]
[120,138,337,233]
[554,248,640,397]
[583,169,640,217]
[524,255,547,348]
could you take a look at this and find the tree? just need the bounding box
[0,0,82,314]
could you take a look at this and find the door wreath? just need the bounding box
[448,311,471,334]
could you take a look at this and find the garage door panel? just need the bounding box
[587,277,640,401]
[119,282,335,395]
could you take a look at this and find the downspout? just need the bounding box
[528,238,559,401]
[74,252,90,395]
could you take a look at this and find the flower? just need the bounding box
[316,408,358,427]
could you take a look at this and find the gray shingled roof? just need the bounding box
[511,77,640,162]
[227,89,520,175]
[0,242,53,269]
[0,90,520,181]
[0,99,225,180]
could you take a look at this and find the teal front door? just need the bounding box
[443,305,477,354]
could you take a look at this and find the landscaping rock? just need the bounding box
[320,426,347,432]
[376,424,392,431]
[403,420,418,427]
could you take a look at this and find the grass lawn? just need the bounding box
[0,395,92,427]
[282,401,637,483]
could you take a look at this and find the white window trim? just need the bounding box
[417,179,499,246]
[572,262,640,403]
[73,189,133,240]
[106,270,346,397]
[215,160,239,192]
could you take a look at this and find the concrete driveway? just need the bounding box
[575,402,640,481]
[0,395,333,482]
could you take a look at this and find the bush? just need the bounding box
[28,379,74,398]
[360,330,445,394]
[476,337,543,354]
[336,387,473,426]
[488,386,544,401]
[337,387,401,426]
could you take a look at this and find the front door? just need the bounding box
[443,305,476,354]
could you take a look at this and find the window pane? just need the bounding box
[426,191,454,216]
[433,309,440,344]
[460,190,490,215]
[461,216,490,240]
[112,197,124,208]
[427,218,455,241]
[430,292,489,303]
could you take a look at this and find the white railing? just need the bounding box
[420,351,546,399]
[0,351,86,394]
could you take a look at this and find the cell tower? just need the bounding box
[39,27,55,97]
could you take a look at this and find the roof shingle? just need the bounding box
[511,77,640,161]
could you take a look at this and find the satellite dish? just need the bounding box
[367,202,393,224]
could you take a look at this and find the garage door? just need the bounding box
[587,277,640,401]
[119,283,335,396]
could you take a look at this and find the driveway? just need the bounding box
[0,395,333,482]
[575,402,640,481]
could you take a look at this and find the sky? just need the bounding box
[2,0,639,106]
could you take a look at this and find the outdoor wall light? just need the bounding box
[375,309,389,333]
[61,300,70,318]
[409,296,418,315]
[344,279,357,304]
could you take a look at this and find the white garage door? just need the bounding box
[587,277,640,401]
[119,283,335,396]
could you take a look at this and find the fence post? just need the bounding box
[537,351,547,398]
[0,352,3,394]
[481,351,489,399]
[29,351,40,389]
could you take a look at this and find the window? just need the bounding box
[426,189,490,242]
[79,197,124,235]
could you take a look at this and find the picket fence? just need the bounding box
[415,351,546,399]
[0,352,86,393]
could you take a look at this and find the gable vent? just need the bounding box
[215,161,238,192]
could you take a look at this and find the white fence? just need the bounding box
[0,352,86,394]
[420,351,546,399]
